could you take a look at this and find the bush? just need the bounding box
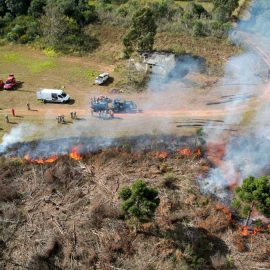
[192,21,204,37]
[232,176,270,217]
[119,179,160,223]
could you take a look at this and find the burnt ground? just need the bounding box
[0,149,269,270]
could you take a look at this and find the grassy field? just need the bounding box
[0,23,241,140]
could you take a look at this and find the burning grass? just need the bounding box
[0,142,269,270]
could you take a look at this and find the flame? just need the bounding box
[152,151,168,159]
[194,148,202,157]
[69,146,82,160]
[176,148,201,157]
[239,226,263,236]
[176,148,193,156]
[24,154,58,164]
[215,203,232,221]
[240,226,249,236]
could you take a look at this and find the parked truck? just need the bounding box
[90,96,138,118]
[37,89,70,103]
[3,74,16,90]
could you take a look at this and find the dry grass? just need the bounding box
[0,149,268,269]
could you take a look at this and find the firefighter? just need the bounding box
[11,108,15,117]
[57,115,61,123]
[4,114,9,123]
[70,112,74,119]
[109,109,114,119]
[27,103,30,111]
[61,115,65,124]
[73,111,77,120]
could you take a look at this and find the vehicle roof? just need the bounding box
[98,73,109,77]
[38,89,65,94]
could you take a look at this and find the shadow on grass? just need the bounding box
[102,77,114,86]
[163,224,232,269]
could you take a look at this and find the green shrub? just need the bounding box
[192,20,204,37]
[119,179,160,222]
[232,176,270,217]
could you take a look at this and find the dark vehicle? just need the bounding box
[112,98,137,113]
[90,96,138,118]
[90,96,114,119]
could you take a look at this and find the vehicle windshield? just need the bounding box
[5,81,11,84]
[62,92,67,97]
[98,76,104,79]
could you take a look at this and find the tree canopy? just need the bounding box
[119,179,160,222]
[232,176,270,217]
[123,7,157,55]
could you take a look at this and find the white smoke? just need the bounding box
[203,0,270,199]
[0,123,38,152]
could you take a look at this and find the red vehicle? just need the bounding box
[4,74,16,90]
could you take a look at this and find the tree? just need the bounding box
[232,176,270,217]
[213,0,239,21]
[50,0,98,27]
[5,0,31,16]
[192,21,204,37]
[41,3,67,48]
[123,7,157,55]
[28,0,47,18]
[0,0,7,16]
[119,179,160,223]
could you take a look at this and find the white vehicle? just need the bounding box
[95,73,109,85]
[36,89,70,103]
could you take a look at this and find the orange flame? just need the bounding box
[24,154,58,164]
[194,148,202,157]
[176,148,201,157]
[176,148,193,156]
[69,146,82,160]
[152,151,168,159]
[240,226,249,236]
[240,226,263,236]
[215,203,232,221]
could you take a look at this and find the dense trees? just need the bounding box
[213,0,239,21]
[0,0,99,53]
[232,176,270,217]
[5,0,31,16]
[0,0,242,54]
[123,8,157,55]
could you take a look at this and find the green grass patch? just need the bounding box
[28,60,56,73]
[2,52,22,63]
[84,68,100,80]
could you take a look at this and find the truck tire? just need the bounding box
[43,100,46,104]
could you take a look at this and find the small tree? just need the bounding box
[213,0,239,22]
[192,20,204,37]
[232,176,270,217]
[119,179,160,223]
[123,7,157,55]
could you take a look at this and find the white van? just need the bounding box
[36,89,70,103]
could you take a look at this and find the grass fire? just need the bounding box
[1,1,270,269]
